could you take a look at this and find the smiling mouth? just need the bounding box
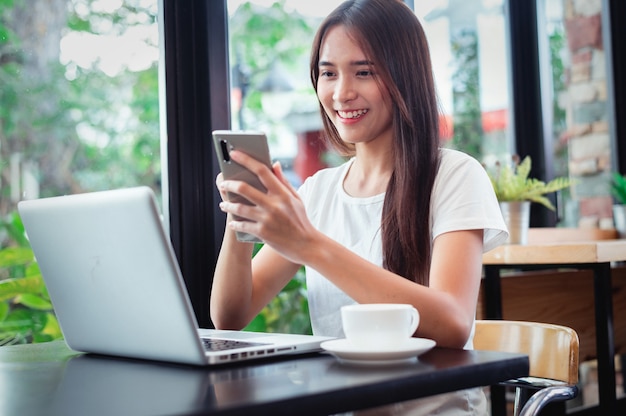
[337,109,368,119]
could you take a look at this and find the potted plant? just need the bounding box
[486,155,572,244]
[611,172,626,238]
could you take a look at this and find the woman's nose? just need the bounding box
[332,77,357,102]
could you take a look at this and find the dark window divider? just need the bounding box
[162,0,229,328]
[506,0,554,226]
[606,0,626,176]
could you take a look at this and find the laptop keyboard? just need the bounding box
[202,338,269,352]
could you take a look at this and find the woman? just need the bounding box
[211,0,507,413]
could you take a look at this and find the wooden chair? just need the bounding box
[474,320,579,416]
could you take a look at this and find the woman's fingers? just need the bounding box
[228,150,284,192]
[272,161,300,198]
[218,198,260,220]
[219,175,267,209]
[216,149,309,246]
[215,172,229,201]
[217,150,278,221]
[219,150,291,210]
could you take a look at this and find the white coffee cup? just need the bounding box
[341,303,420,349]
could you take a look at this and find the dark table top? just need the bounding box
[0,340,528,416]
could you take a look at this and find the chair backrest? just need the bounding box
[474,320,579,384]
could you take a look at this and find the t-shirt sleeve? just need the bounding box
[431,150,509,252]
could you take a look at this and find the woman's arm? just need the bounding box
[293,228,483,348]
[210,229,300,329]
[209,165,301,330]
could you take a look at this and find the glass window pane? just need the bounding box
[1,0,161,205]
[540,0,614,228]
[0,0,161,344]
[420,0,512,164]
[227,0,341,188]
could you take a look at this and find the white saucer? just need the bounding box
[320,338,436,365]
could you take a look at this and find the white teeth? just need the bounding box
[338,109,368,119]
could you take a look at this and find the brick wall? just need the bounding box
[562,0,615,228]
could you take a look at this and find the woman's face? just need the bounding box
[316,25,393,148]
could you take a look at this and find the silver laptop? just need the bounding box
[17,186,332,366]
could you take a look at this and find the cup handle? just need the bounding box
[408,307,419,336]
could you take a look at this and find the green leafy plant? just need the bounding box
[487,155,572,211]
[243,244,311,335]
[611,172,626,205]
[244,268,311,335]
[0,212,62,345]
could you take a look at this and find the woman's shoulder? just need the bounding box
[438,148,489,180]
[439,148,483,170]
[434,148,493,194]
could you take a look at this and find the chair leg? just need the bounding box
[490,385,507,416]
[514,387,534,416]
[541,402,567,416]
[621,353,626,395]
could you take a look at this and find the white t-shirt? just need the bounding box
[298,148,508,339]
[297,148,507,416]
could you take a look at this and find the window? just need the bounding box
[539,0,615,228]
[420,0,512,164]
[0,0,160,344]
[0,0,161,205]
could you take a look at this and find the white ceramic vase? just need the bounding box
[499,201,531,245]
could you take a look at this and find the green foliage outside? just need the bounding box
[0,0,164,345]
[244,267,311,335]
[229,1,315,88]
[549,26,568,178]
[243,244,311,335]
[449,28,483,160]
[0,212,62,345]
[0,0,161,205]
[228,1,319,134]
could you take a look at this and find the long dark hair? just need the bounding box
[309,0,441,286]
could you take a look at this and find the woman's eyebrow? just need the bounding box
[318,60,373,67]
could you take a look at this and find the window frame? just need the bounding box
[507,0,555,226]
[606,0,626,174]
[162,0,229,327]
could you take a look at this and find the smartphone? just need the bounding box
[212,130,272,243]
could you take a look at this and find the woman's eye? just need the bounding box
[357,70,373,77]
[320,70,335,78]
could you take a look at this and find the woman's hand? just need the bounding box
[215,172,228,202]
[212,150,308,329]
[217,150,319,264]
